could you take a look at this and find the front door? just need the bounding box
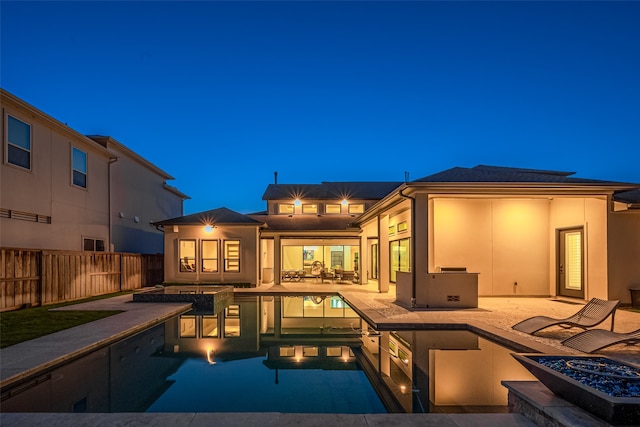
[557,227,584,299]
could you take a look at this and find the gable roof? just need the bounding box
[154,207,263,226]
[413,165,630,185]
[262,182,402,201]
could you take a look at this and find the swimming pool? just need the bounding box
[0,294,535,413]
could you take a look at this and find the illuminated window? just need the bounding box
[201,240,218,272]
[72,147,87,188]
[302,204,317,214]
[390,238,410,283]
[279,204,295,214]
[388,225,396,235]
[325,204,341,214]
[397,221,408,233]
[348,204,364,214]
[303,347,319,357]
[224,240,240,272]
[6,115,31,169]
[180,315,196,338]
[179,240,196,272]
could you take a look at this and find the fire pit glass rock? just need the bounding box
[512,354,640,425]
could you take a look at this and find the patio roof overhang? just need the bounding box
[354,181,640,226]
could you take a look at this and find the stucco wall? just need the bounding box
[549,197,608,299]
[1,99,110,250]
[432,198,550,296]
[109,145,183,254]
[607,210,640,304]
[163,224,260,285]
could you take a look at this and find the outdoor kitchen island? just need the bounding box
[395,270,479,309]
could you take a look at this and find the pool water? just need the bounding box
[146,355,385,413]
[0,294,535,414]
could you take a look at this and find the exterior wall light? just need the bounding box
[204,225,214,233]
[294,199,301,207]
[341,199,348,206]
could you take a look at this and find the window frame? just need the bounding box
[83,237,106,252]
[179,239,197,273]
[302,204,318,214]
[6,114,32,170]
[348,204,364,214]
[325,204,341,214]
[71,146,88,189]
[223,239,241,272]
[201,239,219,272]
[279,203,295,214]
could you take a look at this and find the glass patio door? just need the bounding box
[557,228,584,299]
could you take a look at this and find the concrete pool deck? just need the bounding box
[1,281,639,426]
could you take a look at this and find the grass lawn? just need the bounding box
[0,292,130,349]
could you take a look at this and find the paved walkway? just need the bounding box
[1,282,639,426]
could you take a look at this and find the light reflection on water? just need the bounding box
[1,294,534,414]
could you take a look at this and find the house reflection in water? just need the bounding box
[164,294,535,413]
[2,294,535,413]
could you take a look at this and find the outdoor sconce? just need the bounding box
[294,199,301,207]
[341,199,348,206]
[204,224,214,233]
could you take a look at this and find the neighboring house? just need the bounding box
[88,135,188,254]
[1,89,187,253]
[158,166,640,306]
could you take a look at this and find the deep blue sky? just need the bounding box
[2,1,639,215]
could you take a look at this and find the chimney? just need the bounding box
[274,171,278,185]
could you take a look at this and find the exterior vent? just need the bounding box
[447,295,461,302]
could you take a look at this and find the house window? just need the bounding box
[397,221,408,233]
[325,204,341,214]
[224,240,240,272]
[201,240,218,272]
[348,204,364,214]
[6,115,31,169]
[390,238,410,283]
[179,239,196,272]
[279,204,295,214]
[72,147,87,188]
[203,315,218,337]
[388,225,396,236]
[83,238,105,251]
[302,204,317,214]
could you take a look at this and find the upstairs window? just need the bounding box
[325,204,341,214]
[348,204,364,214]
[279,204,295,214]
[72,147,87,188]
[7,115,31,169]
[302,204,317,214]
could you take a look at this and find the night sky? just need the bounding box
[2,1,638,214]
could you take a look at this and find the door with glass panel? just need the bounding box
[557,228,584,299]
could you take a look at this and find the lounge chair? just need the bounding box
[561,327,640,353]
[511,298,619,335]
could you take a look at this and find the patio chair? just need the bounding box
[561,327,640,353]
[511,298,619,335]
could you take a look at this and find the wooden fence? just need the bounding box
[0,248,164,311]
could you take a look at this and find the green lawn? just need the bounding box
[0,292,130,349]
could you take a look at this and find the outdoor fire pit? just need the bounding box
[512,354,640,425]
